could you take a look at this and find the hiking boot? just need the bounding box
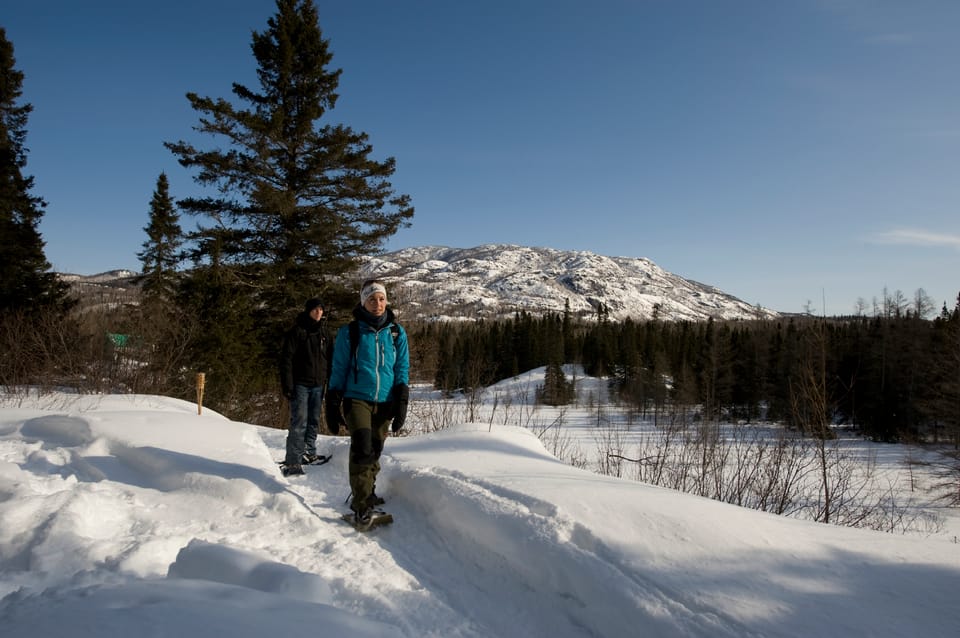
[281,463,304,477]
[366,492,385,508]
[353,508,373,530]
[301,453,320,464]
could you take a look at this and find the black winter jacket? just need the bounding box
[280,312,332,396]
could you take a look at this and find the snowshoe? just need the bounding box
[280,463,304,477]
[341,508,393,531]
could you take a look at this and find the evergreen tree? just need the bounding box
[0,28,70,313]
[174,264,267,420]
[540,360,574,406]
[729,325,763,422]
[165,0,413,319]
[698,319,734,421]
[922,293,960,447]
[138,172,182,302]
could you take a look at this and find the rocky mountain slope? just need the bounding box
[61,245,778,322]
[359,244,778,321]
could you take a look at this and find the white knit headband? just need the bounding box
[360,282,387,305]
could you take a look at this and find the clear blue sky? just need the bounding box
[5,1,959,315]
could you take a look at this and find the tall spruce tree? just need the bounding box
[928,293,960,448]
[540,360,574,406]
[165,0,413,317]
[138,172,182,302]
[0,28,70,313]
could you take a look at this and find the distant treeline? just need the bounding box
[405,300,960,446]
[5,287,959,448]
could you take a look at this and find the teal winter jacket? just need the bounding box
[328,307,409,404]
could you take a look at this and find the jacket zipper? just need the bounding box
[374,330,383,401]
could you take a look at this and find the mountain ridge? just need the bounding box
[359,243,778,322]
[59,245,779,322]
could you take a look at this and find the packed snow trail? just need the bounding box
[260,428,757,637]
[262,423,960,638]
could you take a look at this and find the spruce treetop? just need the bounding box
[165,0,413,315]
[0,28,71,313]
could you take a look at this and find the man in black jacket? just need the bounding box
[279,297,333,476]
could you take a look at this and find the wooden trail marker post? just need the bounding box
[196,372,206,415]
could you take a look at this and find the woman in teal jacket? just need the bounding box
[326,279,409,527]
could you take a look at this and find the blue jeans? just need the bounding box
[285,385,324,465]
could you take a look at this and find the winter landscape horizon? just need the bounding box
[61,243,958,322]
[62,243,808,322]
[2,366,958,637]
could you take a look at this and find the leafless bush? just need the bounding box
[0,307,93,393]
[749,432,812,516]
[927,449,960,507]
[537,408,589,468]
[590,418,940,535]
[411,396,466,433]
[594,421,626,477]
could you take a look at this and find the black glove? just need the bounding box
[282,388,294,401]
[325,389,343,432]
[391,383,409,433]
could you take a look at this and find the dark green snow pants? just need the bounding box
[344,398,392,512]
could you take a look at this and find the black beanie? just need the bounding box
[304,297,324,312]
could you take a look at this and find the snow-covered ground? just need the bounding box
[1,381,958,637]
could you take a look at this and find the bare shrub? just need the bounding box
[928,449,960,507]
[588,416,939,535]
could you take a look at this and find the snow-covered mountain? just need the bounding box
[58,269,140,310]
[58,245,779,321]
[58,269,137,284]
[360,244,778,321]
